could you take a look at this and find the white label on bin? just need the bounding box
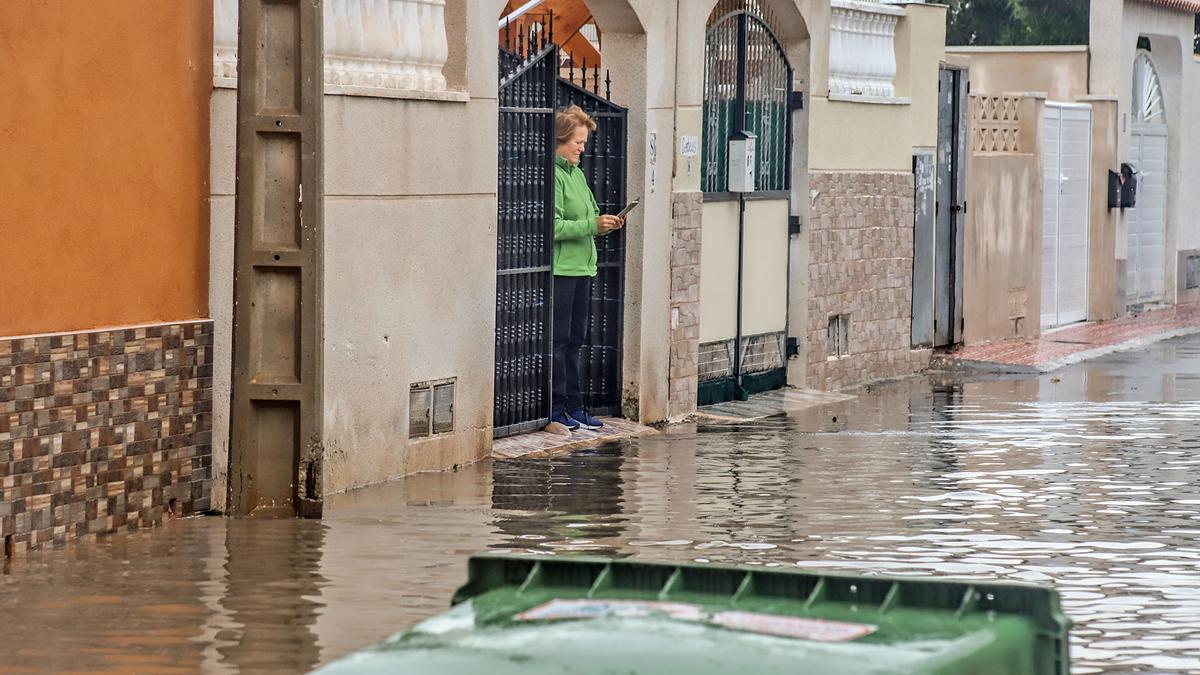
[517,599,704,622]
[711,611,876,642]
[514,600,876,642]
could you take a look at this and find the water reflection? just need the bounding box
[491,445,629,554]
[217,521,327,673]
[1,336,1199,673]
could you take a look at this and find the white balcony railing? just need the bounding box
[828,0,903,99]
[213,0,450,95]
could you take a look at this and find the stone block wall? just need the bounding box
[0,322,213,556]
[808,172,931,390]
[669,192,703,418]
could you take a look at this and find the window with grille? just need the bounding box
[701,0,792,194]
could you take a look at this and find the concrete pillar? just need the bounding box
[1082,96,1121,321]
[1088,0,1125,97]
[591,0,676,424]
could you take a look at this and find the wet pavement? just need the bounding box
[3,335,1200,674]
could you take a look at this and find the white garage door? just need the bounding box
[1127,50,1168,306]
[1042,104,1092,328]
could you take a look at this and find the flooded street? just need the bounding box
[3,335,1200,674]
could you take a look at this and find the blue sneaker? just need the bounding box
[550,410,580,431]
[570,410,603,431]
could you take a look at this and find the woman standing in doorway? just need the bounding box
[550,105,623,431]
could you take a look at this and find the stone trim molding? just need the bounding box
[214,0,456,100]
[0,321,214,556]
[669,192,703,419]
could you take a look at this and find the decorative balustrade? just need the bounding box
[213,0,450,94]
[214,0,238,85]
[828,0,903,100]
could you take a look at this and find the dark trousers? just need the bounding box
[552,275,591,415]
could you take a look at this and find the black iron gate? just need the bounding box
[494,36,627,438]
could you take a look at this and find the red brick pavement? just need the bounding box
[948,303,1200,368]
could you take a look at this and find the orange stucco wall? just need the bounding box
[0,2,212,337]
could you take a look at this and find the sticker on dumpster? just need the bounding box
[516,599,705,622]
[711,611,876,642]
[515,601,875,642]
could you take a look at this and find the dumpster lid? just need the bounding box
[318,554,1071,675]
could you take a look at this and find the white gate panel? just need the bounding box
[1128,126,1168,304]
[1057,108,1091,324]
[1041,109,1061,328]
[1042,104,1092,329]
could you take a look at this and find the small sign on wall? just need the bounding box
[649,131,657,193]
[680,135,698,176]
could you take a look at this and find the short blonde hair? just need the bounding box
[555,105,597,146]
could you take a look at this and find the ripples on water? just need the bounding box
[2,337,1199,673]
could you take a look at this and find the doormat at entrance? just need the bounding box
[492,417,656,460]
[697,388,856,423]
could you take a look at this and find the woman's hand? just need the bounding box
[596,215,625,233]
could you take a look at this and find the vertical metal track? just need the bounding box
[230,0,324,518]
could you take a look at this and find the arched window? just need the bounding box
[1132,50,1166,125]
[701,0,792,193]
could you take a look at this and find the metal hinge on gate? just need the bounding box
[789,215,802,235]
[789,91,804,111]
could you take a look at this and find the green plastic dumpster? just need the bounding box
[318,554,1071,675]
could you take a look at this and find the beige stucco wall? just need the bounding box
[964,153,1044,344]
[210,1,505,506]
[947,47,1090,101]
[963,93,1046,348]
[808,3,945,172]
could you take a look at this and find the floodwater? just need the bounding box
[3,336,1200,674]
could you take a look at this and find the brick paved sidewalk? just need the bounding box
[936,303,1200,372]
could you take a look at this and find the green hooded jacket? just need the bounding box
[553,155,600,277]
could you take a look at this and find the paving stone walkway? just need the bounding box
[937,303,1200,372]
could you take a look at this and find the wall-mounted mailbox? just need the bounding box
[728,130,757,193]
[1119,162,1137,208]
[1109,163,1138,209]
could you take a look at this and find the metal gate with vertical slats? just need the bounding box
[1128,50,1168,307]
[493,39,627,438]
[1041,103,1092,329]
[934,66,967,348]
